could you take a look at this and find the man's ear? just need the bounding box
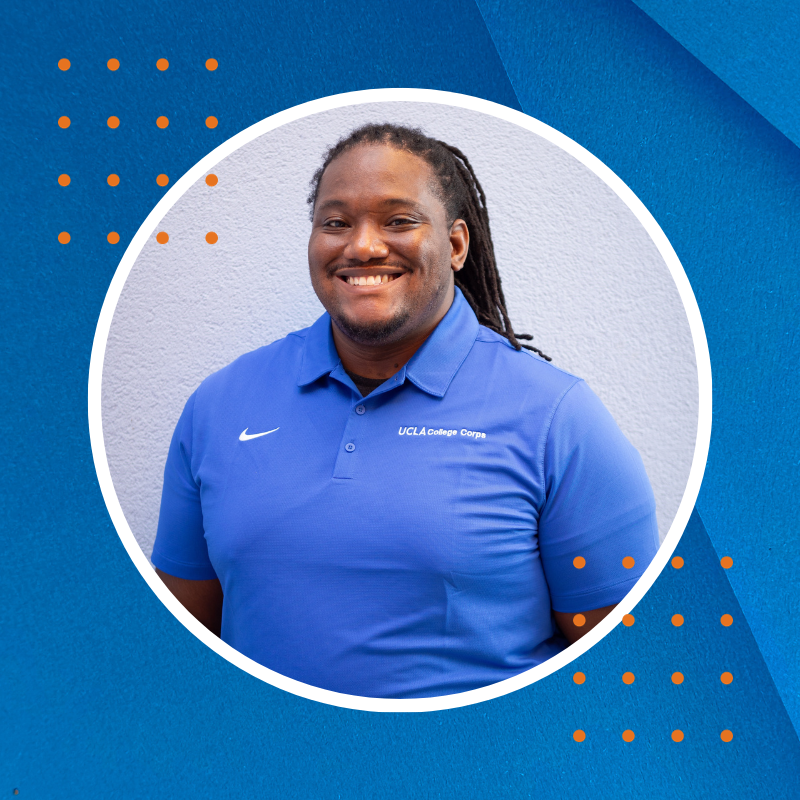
[450,219,469,272]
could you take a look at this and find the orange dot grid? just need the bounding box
[622,614,635,626]
[721,730,733,742]
[58,231,70,244]
[721,614,733,627]
[206,231,218,244]
[108,58,120,71]
[107,174,120,187]
[573,556,585,569]
[671,556,684,568]
[58,58,70,71]
[205,174,218,186]
[573,672,586,685]
[622,672,635,684]
[671,672,684,684]
[107,116,120,129]
[671,730,684,742]
[156,116,169,129]
[206,58,218,70]
[157,58,169,71]
[672,614,684,627]
[721,556,733,569]
[58,174,70,186]
[156,232,169,244]
[721,672,733,684]
[156,174,169,187]
[622,730,635,742]
[622,556,635,569]
[573,730,585,742]
[107,232,120,244]
[58,116,70,129]
[206,116,218,129]
[573,613,586,627]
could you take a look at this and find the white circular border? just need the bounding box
[88,88,712,713]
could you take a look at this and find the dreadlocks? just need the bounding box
[307,123,551,361]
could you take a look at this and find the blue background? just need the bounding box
[2,0,798,797]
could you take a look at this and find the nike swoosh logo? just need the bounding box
[239,427,279,441]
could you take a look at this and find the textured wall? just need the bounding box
[101,100,698,559]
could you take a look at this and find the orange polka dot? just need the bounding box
[156,232,169,244]
[573,614,586,627]
[107,58,120,71]
[720,730,733,742]
[205,173,218,186]
[107,232,120,244]
[622,614,635,627]
[573,730,586,742]
[721,556,733,569]
[720,672,733,684]
[671,614,684,627]
[206,116,218,129]
[622,730,635,742]
[206,231,218,244]
[721,614,733,627]
[107,116,120,129]
[622,672,635,684]
[671,730,684,742]
[206,58,218,70]
[58,58,71,71]
[573,672,586,685]
[156,116,169,129]
[671,672,684,684]
[622,556,635,569]
[671,556,684,569]
[58,116,71,129]
[58,174,71,186]
[58,231,70,244]
[157,58,169,71]
[156,174,169,187]
[573,556,585,569]
[107,174,120,187]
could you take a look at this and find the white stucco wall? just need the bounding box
[101,101,698,559]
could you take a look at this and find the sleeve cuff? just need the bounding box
[151,549,219,581]
[550,573,643,613]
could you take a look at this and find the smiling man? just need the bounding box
[152,124,659,699]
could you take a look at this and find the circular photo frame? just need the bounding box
[89,88,712,712]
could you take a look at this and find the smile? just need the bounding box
[341,274,402,286]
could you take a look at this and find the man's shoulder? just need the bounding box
[194,325,312,400]
[472,325,583,397]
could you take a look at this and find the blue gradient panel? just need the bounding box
[478,0,800,738]
[630,0,800,148]
[2,0,799,796]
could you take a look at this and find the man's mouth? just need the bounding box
[334,268,406,287]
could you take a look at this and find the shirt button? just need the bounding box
[345,442,356,452]
[355,405,366,415]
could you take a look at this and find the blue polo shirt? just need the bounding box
[153,287,659,699]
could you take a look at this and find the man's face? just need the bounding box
[308,144,467,346]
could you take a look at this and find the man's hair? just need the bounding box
[307,123,551,360]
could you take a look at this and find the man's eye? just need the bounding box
[388,218,415,226]
[324,220,347,228]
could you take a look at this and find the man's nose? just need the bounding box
[344,221,390,262]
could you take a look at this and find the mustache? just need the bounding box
[326,260,409,277]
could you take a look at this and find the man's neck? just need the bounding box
[331,288,454,381]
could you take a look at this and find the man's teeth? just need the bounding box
[346,274,399,286]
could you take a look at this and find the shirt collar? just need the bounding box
[297,287,479,398]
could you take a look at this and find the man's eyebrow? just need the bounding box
[317,197,427,212]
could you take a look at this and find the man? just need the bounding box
[153,124,659,699]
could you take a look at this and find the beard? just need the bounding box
[329,303,413,345]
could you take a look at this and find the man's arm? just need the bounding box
[553,604,616,645]
[155,568,224,637]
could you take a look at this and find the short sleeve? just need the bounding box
[151,392,218,580]
[539,380,659,613]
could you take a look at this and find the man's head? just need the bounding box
[307,124,550,359]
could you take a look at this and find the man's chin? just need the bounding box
[331,310,411,346]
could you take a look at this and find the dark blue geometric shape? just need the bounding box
[630,0,800,149]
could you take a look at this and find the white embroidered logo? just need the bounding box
[239,427,279,441]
